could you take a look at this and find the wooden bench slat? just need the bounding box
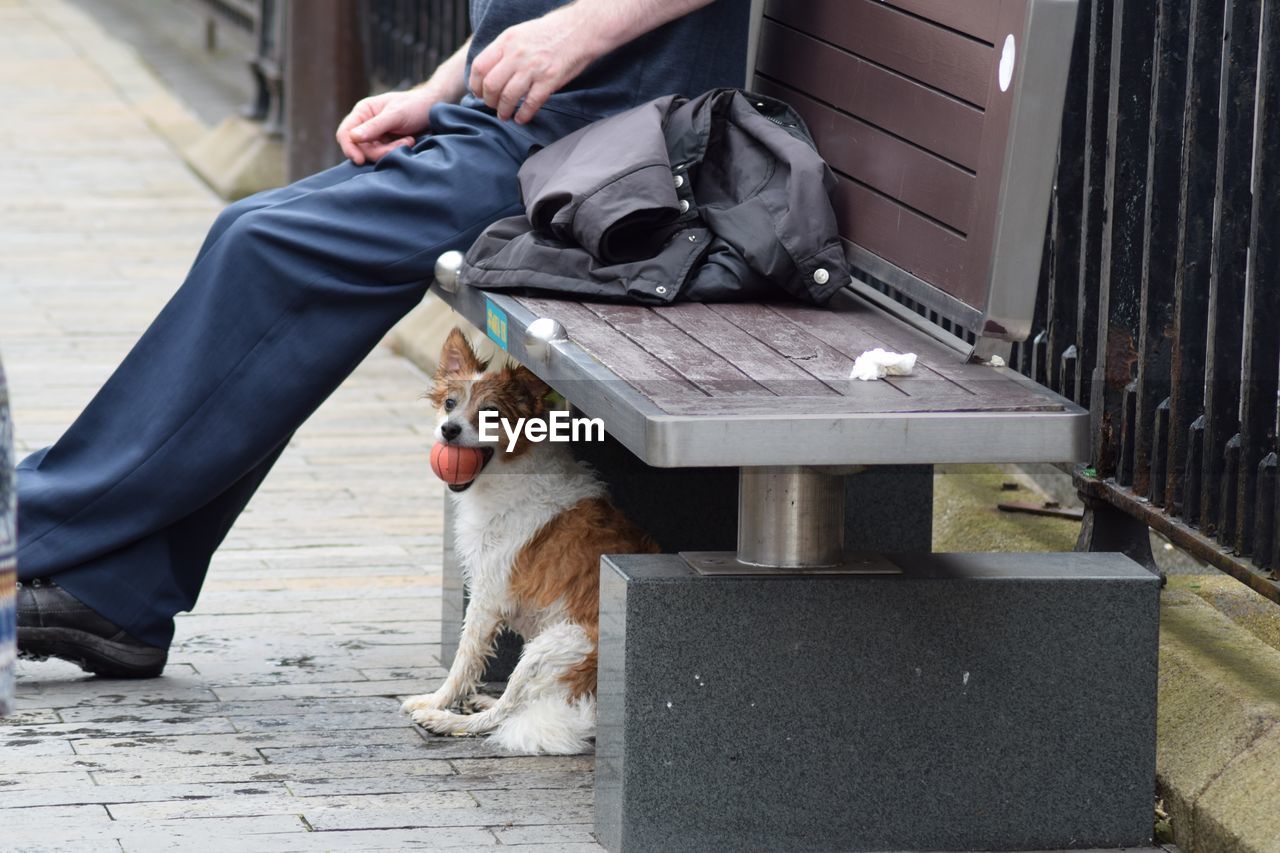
[707,303,873,391]
[767,81,978,235]
[879,0,1003,45]
[765,300,967,395]
[765,0,994,108]
[755,21,984,171]
[650,303,841,397]
[777,294,999,391]
[515,297,706,402]
[579,303,770,398]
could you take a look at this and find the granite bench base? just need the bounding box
[594,552,1160,853]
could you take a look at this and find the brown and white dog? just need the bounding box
[401,328,658,754]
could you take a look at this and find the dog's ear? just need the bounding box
[513,365,550,404]
[436,328,485,379]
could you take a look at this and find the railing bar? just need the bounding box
[1091,0,1156,479]
[1047,0,1090,397]
[1074,0,1114,410]
[1166,0,1225,516]
[1184,415,1205,524]
[1254,452,1277,570]
[1151,397,1170,507]
[1199,0,1261,533]
[1234,0,1280,556]
[1219,433,1242,545]
[1132,0,1191,499]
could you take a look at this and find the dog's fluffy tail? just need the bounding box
[491,693,595,755]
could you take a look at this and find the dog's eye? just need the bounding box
[444,397,457,412]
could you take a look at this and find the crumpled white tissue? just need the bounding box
[850,348,918,381]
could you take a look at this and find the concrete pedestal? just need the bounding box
[595,552,1160,852]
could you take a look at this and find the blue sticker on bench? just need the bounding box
[485,299,508,351]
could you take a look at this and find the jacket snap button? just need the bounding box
[678,200,690,214]
[674,174,684,189]
[813,268,830,285]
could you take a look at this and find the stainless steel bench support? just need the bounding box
[737,466,844,567]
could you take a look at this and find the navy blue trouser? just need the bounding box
[16,101,585,648]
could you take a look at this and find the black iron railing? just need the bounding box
[360,0,471,92]
[1018,0,1280,603]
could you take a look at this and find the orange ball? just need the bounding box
[430,442,487,486]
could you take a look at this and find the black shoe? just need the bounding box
[17,579,167,678]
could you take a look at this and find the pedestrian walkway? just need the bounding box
[0,1,598,849]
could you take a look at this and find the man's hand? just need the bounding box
[468,5,602,125]
[470,0,715,126]
[336,90,435,166]
[336,39,470,165]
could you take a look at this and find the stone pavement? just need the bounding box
[0,1,599,849]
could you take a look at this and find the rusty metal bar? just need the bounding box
[1131,0,1189,500]
[1091,0,1156,478]
[1077,475,1280,604]
[1044,0,1280,608]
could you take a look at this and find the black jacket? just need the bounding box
[460,89,849,305]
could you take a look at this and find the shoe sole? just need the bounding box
[18,627,167,679]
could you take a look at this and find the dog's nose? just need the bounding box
[440,422,462,441]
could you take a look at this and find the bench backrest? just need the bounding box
[750,0,1078,347]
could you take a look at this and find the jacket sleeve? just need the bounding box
[518,97,684,265]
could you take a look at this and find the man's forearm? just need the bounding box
[413,38,472,104]
[569,0,717,58]
[469,0,719,123]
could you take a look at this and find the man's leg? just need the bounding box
[17,103,537,661]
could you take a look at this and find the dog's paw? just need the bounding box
[410,708,465,734]
[463,692,498,712]
[401,691,449,714]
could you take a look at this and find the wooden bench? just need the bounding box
[432,2,1162,851]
